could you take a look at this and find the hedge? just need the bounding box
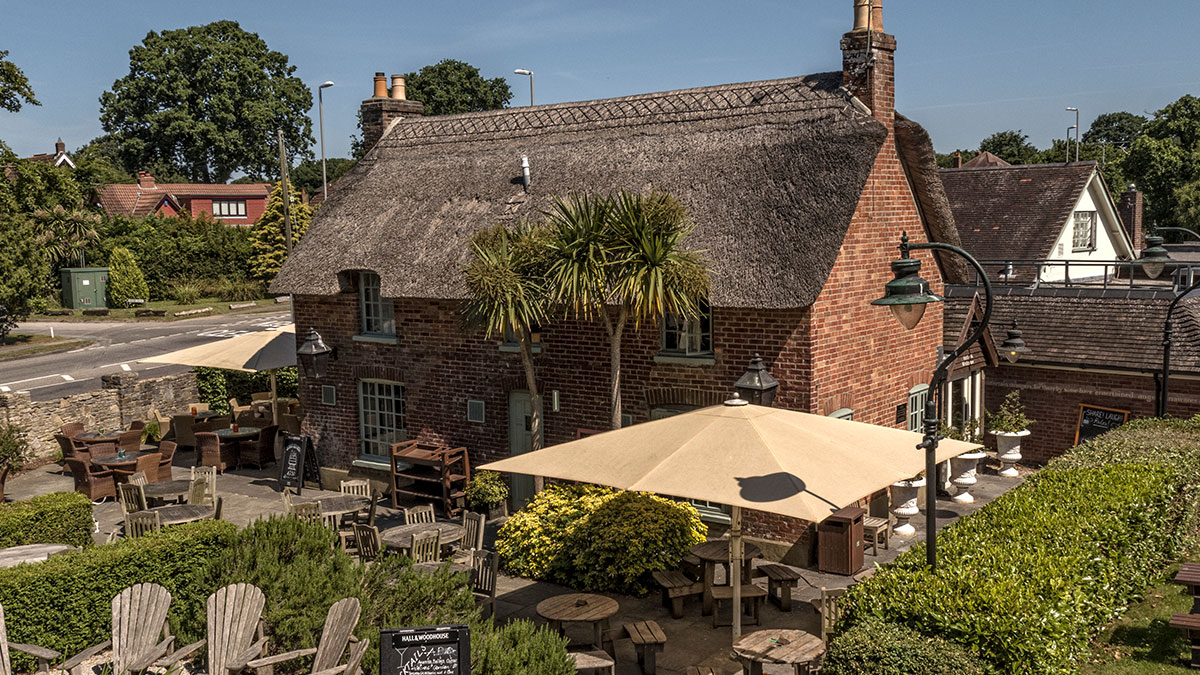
[496,485,706,595]
[831,418,1200,674]
[822,618,989,675]
[0,492,94,549]
[0,520,235,671]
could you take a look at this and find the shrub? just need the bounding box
[465,470,509,511]
[0,520,235,671]
[987,390,1033,433]
[0,423,33,475]
[212,277,264,302]
[196,366,298,415]
[472,619,574,675]
[0,492,93,548]
[169,279,203,305]
[496,485,706,595]
[106,246,149,307]
[822,618,990,675]
[250,183,312,282]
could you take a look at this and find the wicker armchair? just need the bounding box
[113,453,161,485]
[157,441,177,481]
[88,442,118,461]
[117,429,142,455]
[60,422,84,438]
[173,415,196,449]
[239,425,278,469]
[55,434,86,475]
[62,458,116,501]
[196,432,235,473]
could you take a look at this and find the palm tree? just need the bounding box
[546,191,708,429]
[33,205,101,268]
[462,221,551,490]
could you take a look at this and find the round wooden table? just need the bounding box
[147,503,213,525]
[691,540,763,615]
[0,543,78,568]
[380,521,465,550]
[215,427,260,441]
[536,593,619,649]
[142,479,191,502]
[732,629,825,675]
[91,451,150,469]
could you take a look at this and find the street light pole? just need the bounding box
[1066,107,1080,163]
[319,81,335,202]
[514,69,534,106]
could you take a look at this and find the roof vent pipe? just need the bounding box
[390,75,406,100]
[520,156,531,192]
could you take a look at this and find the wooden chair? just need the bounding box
[291,502,324,527]
[471,549,499,618]
[196,432,234,473]
[342,638,369,675]
[410,530,441,564]
[125,510,161,538]
[60,422,84,438]
[128,471,149,486]
[0,603,61,674]
[213,497,224,521]
[863,516,890,556]
[118,483,148,515]
[239,425,278,469]
[353,524,381,563]
[250,392,272,402]
[187,477,210,507]
[62,458,116,501]
[64,583,177,675]
[152,410,173,441]
[246,598,361,675]
[114,453,161,485]
[117,429,143,456]
[172,415,197,449]
[191,466,217,505]
[452,511,486,563]
[159,584,267,675]
[403,504,435,525]
[812,587,847,642]
[157,441,177,481]
[340,479,370,497]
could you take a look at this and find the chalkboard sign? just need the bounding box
[279,434,321,494]
[1074,404,1130,445]
[381,625,470,675]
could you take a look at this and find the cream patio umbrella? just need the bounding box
[479,397,980,640]
[140,324,296,423]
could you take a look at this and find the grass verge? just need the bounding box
[0,335,93,360]
[32,297,283,322]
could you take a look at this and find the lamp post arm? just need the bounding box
[1158,226,1200,243]
[1159,276,1200,416]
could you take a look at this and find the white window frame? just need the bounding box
[908,384,929,432]
[1072,211,1097,252]
[942,372,982,437]
[660,302,713,356]
[358,379,405,459]
[358,271,395,336]
[211,199,247,218]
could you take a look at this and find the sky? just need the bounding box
[2,0,1198,164]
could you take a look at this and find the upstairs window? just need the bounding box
[212,199,247,218]
[907,385,929,432]
[359,271,395,336]
[660,302,713,356]
[1072,211,1097,252]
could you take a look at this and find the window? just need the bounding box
[828,408,854,421]
[358,379,404,458]
[358,272,395,336]
[321,385,337,406]
[907,385,929,432]
[212,199,247,218]
[943,372,982,437]
[467,400,486,423]
[1072,211,1096,251]
[661,302,713,356]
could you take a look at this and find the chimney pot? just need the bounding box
[137,171,156,189]
[955,151,962,168]
[871,0,884,32]
[390,75,406,100]
[373,72,388,98]
[852,0,871,31]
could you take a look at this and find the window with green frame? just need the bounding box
[358,271,395,336]
[358,379,405,458]
[908,384,929,432]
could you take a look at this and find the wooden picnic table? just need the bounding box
[294,494,370,519]
[0,543,78,568]
[732,629,824,675]
[147,503,213,526]
[536,593,619,650]
[380,521,465,550]
[690,540,763,615]
[1176,566,1200,613]
[142,479,191,503]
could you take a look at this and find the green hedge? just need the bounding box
[0,492,94,548]
[822,618,989,675]
[0,520,235,670]
[196,366,298,415]
[496,485,706,595]
[831,418,1200,674]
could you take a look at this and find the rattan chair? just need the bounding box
[63,458,115,501]
[187,403,210,413]
[60,422,84,438]
[172,415,197,449]
[196,432,234,473]
[239,425,278,469]
[157,441,177,481]
[113,452,161,485]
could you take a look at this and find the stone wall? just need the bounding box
[0,372,199,459]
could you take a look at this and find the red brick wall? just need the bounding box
[985,365,1200,464]
[178,196,266,226]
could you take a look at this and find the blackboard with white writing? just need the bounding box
[279,434,321,493]
[381,625,470,675]
[1074,404,1130,445]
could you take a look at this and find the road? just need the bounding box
[1,309,293,401]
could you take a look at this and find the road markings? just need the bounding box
[0,387,9,393]
[0,374,63,387]
[121,364,131,371]
[61,374,74,381]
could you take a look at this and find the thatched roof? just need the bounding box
[273,72,896,309]
[894,113,967,284]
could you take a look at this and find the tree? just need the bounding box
[979,130,1040,165]
[462,222,551,490]
[0,50,38,113]
[33,206,100,268]
[403,60,512,116]
[0,215,50,343]
[0,160,86,215]
[1083,111,1146,149]
[1124,95,1200,231]
[250,182,312,282]
[546,192,709,429]
[289,158,357,196]
[99,21,314,183]
[107,246,149,306]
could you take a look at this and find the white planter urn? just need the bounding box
[890,477,925,537]
[992,430,1030,478]
[950,451,987,503]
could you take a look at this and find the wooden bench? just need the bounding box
[623,621,667,675]
[1171,613,1200,668]
[863,516,890,555]
[652,570,703,619]
[756,563,803,612]
[682,553,702,580]
[570,649,615,674]
[685,668,718,675]
[710,584,767,628]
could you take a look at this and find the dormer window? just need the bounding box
[1072,211,1096,252]
[358,271,395,336]
[212,199,247,218]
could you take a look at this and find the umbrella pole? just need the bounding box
[270,371,279,425]
[731,504,743,642]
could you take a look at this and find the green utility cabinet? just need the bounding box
[60,267,109,309]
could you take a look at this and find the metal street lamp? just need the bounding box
[871,232,1026,570]
[297,327,335,379]
[999,321,1031,364]
[514,69,534,106]
[734,355,779,406]
[318,81,335,202]
[1066,107,1080,163]
[1148,239,1200,418]
[1139,235,1170,280]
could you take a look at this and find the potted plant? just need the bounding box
[940,419,987,503]
[988,391,1033,478]
[0,424,32,502]
[465,470,510,519]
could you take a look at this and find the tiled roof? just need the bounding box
[95,181,269,217]
[939,162,1096,262]
[961,151,1010,168]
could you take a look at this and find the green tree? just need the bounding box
[0,215,50,342]
[1124,95,1200,231]
[0,160,86,215]
[403,60,512,116]
[250,182,312,282]
[99,21,314,182]
[0,50,38,113]
[1083,111,1146,148]
[462,222,552,489]
[546,192,709,429]
[289,158,357,196]
[33,205,101,268]
[106,246,149,307]
[979,130,1040,165]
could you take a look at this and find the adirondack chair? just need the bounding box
[64,583,177,675]
[0,603,61,673]
[342,638,369,675]
[247,598,361,675]
[403,504,435,525]
[159,584,267,675]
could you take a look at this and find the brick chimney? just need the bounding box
[55,137,65,155]
[359,71,424,153]
[1118,184,1144,252]
[841,0,896,127]
[137,171,156,189]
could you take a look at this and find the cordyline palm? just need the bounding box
[462,221,552,490]
[33,205,101,268]
[546,191,708,429]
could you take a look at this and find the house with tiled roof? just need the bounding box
[21,138,75,168]
[93,172,270,225]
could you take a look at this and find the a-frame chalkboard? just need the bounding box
[1074,404,1130,445]
[381,625,470,675]
[279,433,322,494]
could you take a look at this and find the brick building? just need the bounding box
[273,1,963,558]
[94,171,270,226]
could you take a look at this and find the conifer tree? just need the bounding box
[106,246,149,306]
[250,182,311,282]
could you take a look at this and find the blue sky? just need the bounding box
[2,1,1197,163]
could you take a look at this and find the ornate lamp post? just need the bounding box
[734,355,779,406]
[1142,237,1200,417]
[297,328,335,379]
